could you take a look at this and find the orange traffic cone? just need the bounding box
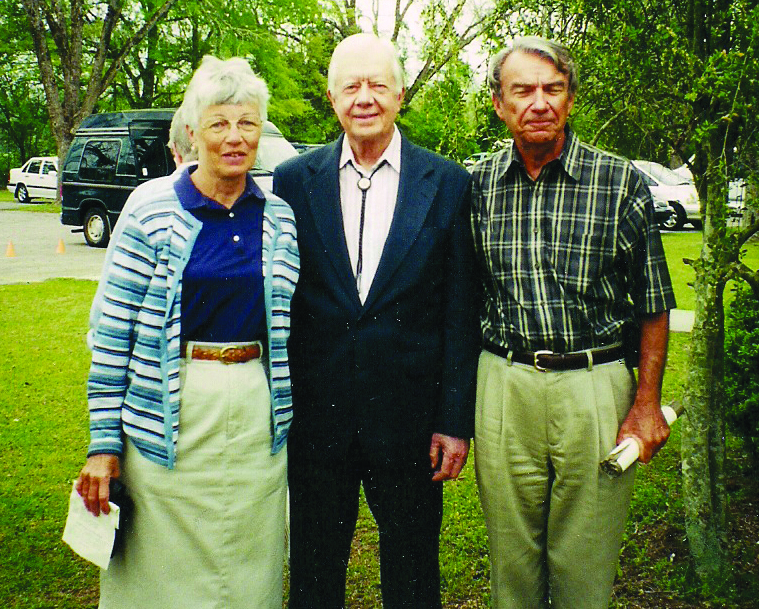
[5,241,15,257]
[56,238,66,254]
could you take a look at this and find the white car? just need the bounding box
[633,160,700,230]
[7,156,58,203]
[463,152,490,171]
[250,122,298,192]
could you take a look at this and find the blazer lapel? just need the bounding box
[304,137,363,310]
[362,138,435,312]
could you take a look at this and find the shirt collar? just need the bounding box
[497,126,580,183]
[557,127,582,181]
[175,165,265,211]
[338,125,401,175]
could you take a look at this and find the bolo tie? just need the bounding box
[351,160,386,294]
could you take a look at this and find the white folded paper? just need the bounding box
[62,481,120,569]
[600,402,682,478]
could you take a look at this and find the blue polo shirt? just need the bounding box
[174,167,266,342]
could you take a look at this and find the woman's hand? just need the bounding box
[76,454,121,516]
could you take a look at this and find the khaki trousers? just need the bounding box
[475,350,637,609]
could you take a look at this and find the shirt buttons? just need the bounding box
[229,212,235,218]
[233,235,240,243]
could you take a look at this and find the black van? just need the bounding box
[61,109,174,247]
[61,109,299,247]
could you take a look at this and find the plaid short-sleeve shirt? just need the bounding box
[471,129,676,353]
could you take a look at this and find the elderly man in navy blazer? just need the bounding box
[273,33,480,608]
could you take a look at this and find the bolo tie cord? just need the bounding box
[351,160,386,294]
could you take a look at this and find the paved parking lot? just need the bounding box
[0,205,106,284]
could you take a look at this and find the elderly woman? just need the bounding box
[75,56,299,609]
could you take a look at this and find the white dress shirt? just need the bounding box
[338,126,402,303]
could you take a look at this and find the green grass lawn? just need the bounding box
[661,230,759,311]
[1,233,757,607]
[0,188,60,212]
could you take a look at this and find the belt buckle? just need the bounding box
[533,350,553,372]
[219,345,238,365]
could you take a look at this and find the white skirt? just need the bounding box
[99,355,287,609]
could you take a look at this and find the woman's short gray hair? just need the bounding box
[181,56,270,131]
[488,36,578,99]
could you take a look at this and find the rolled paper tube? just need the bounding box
[600,403,682,478]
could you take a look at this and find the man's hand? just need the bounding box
[76,454,121,516]
[617,311,671,464]
[617,396,670,464]
[429,433,470,481]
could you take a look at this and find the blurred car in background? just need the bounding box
[292,142,323,154]
[633,160,701,230]
[727,179,747,221]
[652,196,676,229]
[7,156,58,203]
[464,152,490,171]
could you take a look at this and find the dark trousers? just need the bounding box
[287,436,444,608]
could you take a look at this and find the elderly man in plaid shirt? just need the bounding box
[471,36,677,609]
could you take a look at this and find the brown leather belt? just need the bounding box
[180,342,263,364]
[484,341,625,371]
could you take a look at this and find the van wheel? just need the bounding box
[666,202,686,231]
[15,184,30,203]
[84,208,110,248]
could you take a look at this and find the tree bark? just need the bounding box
[21,0,180,171]
[681,255,728,581]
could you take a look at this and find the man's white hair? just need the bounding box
[327,33,405,95]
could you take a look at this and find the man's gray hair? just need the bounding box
[168,105,196,163]
[181,56,269,132]
[327,34,405,95]
[488,36,578,99]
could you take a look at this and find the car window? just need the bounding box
[634,161,690,186]
[635,170,657,187]
[42,161,57,175]
[134,137,169,178]
[63,140,85,173]
[79,140,121,182]
[27,160,42,174]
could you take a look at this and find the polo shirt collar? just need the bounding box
[175,165,265,210]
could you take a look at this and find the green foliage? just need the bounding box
[723,285,759,468]
[400,60,481,160]
[0,1,56,166]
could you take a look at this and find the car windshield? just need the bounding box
[634,161,690,186]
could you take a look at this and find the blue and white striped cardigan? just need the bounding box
[86,172,299,469]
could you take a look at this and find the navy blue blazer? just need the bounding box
[273,133,480,464]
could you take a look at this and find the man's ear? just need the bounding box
[492,92,506,122]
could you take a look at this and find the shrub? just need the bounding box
[723,284,759,468]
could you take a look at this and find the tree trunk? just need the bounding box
[681,170,729,583]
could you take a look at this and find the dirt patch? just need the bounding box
[613,470,759,608]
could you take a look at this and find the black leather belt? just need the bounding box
[484,341,625,371]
